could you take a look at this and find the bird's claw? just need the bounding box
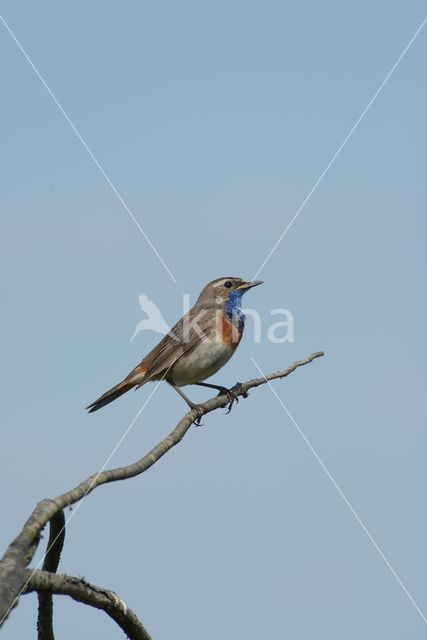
[189,403,205,426]
[226,391,239,413]
[216,387,239,413]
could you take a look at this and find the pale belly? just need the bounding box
[169,337,236,387]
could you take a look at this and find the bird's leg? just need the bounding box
[168,383,204,426]
[194,382,239,414]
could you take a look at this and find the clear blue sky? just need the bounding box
[1,1,426,638]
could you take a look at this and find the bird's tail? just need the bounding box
[86,378,136,413]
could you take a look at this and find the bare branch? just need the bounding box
[0,351,324,625]
[37,510,65,640]
[24,570,152,640]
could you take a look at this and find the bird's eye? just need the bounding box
[224,281,233,289]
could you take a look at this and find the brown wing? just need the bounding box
[86,303,218,411]
[136,304,216,382]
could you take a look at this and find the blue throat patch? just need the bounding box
[225,290,245,332]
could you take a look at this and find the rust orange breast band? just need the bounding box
[220,313,243,346]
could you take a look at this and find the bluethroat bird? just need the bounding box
[86,277,263,414]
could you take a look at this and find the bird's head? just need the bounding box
[197,277,263,305]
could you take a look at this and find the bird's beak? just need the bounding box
[236,280,264,291]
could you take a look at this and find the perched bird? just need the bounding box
[86,277,263,414]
